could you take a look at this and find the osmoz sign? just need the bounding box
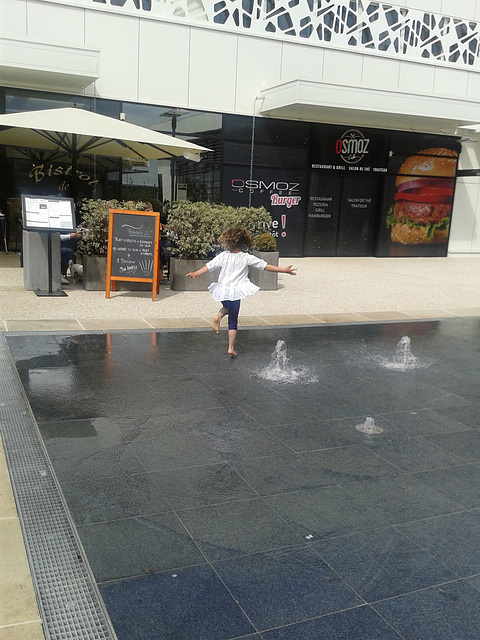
[335,129,370,165]
[231,179,300,194]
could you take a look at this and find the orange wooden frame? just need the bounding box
[106,209,160,301]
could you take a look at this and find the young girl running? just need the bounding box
[186,227,296,357]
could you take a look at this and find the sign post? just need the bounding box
[106,209,160,301]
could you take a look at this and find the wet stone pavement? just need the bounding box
[5,318,480,640]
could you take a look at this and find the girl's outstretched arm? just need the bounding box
[264,264,297,276]
[186,265,209,279]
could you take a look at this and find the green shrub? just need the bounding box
[253,232,277,252]
[166,202,272,259]
[77,199,146,256]
[232,206,272,236]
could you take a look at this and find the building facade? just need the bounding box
[1,0,480,256]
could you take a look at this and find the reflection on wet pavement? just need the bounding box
[6,319,480,639]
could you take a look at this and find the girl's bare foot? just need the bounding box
[228,349,237,358]
[212,316,220,334]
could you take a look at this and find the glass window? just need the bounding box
[2,90,223,206]
[6,89,94,114]
[122,102,222,204]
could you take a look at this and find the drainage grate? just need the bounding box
[0,336,116,640]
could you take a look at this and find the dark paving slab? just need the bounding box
[260,605,403,639]
[424,428,480,462]
[396,509,480,577]
[77,511,206,582]
[373,580,480,640]
[263,484,390,541]
[177,498,302,562]
[213,545,363,630]
[339,474,462,525]
[411,464,480,510]
[311,527,458,602]
[39,417,145,483]
[5,317,480,640]
[100,565,257,640]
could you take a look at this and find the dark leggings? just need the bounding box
[61,246,74,276]
[222,300,241,330]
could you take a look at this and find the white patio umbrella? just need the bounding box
[0,106,210,162]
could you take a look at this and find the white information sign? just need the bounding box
[22,195,76,232]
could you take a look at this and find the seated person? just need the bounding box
[60,230,83,284]
[142,202,170,280]
[159,232,171,281]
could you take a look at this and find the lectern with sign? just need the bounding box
[22,195,76,297]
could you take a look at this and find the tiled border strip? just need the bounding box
[0,335,117,640]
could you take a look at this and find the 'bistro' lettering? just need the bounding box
[29,164,99,185]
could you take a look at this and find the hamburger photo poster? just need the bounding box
[376,134,461,257]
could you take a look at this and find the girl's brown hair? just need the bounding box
[218,227,254,251]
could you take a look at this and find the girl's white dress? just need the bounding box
[205,251,267,302]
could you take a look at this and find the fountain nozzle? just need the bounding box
[355,417,383,434]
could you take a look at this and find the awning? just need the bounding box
[0,107,211,162]
[0,37,100,92]
[257,80,480,134]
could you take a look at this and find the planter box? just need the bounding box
[82,255,152,291]
[249,250,279,290]
[82,255,107,291]
[169,253,279,291]
[169,258,217,291]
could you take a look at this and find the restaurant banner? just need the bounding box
[305,173,341,255]
[375,133,461,257]
[311,124,390,174]
[337,175,378,256]
[222,165,307,257]
[305,174,378,256]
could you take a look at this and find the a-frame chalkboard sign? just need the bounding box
[106,209,160,301]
